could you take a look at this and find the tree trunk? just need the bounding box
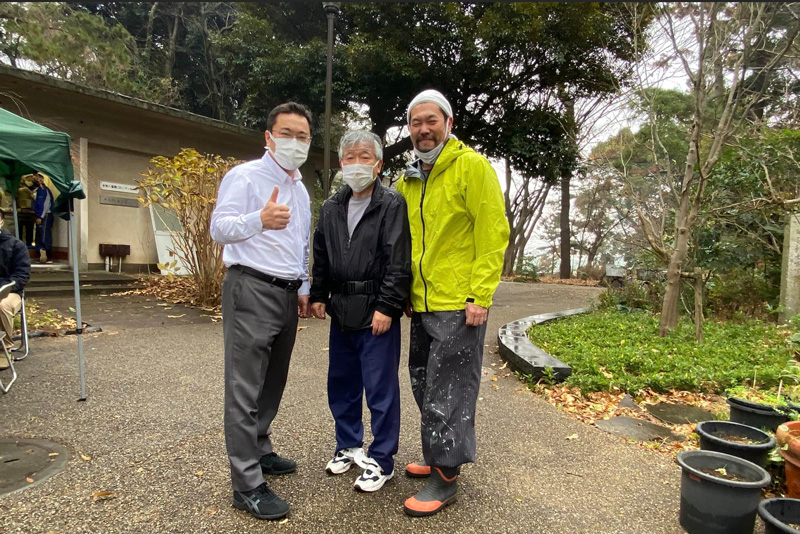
[658,122,701,336]
[559,171,571,279]
[164,9,181,79]
[501,160,517,276]
[514,237,527,272]
[559,90,576,279]
[143,2,159,63]
[694,267,704,342]
[200,4,224,120]
[502,232,518,277]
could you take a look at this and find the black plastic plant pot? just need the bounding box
[695,421,776,467]
[677,450,771,534]
[758,498,800,534]
[728,397,795,432]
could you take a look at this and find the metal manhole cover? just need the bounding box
[0,439,70,496]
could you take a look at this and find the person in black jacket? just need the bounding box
[0,209,30,363]
[310,130,411,493]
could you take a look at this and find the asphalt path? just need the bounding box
[0,282,694,534]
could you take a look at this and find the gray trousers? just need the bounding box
[409,310,487,468]
[222,268,299,492]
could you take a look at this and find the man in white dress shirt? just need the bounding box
[210,102,313,521]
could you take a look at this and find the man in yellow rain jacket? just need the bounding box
[397,89,509,517]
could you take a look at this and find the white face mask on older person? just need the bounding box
[342,162,379,193]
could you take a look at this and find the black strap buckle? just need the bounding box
[342,280,377,295]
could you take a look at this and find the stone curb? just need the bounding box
[496,307,591,382]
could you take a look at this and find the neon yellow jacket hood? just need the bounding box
[397,138,509,312]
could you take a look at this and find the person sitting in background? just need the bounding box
[0,208,30,368]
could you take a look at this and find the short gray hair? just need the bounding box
[338,130,383,160]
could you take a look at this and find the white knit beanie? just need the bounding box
[407,89,453,123]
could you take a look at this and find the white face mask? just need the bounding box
[413,128,451,166]
[342,162,379,193]
[266,134,310,171]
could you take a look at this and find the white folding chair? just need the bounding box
[0,332,17,393]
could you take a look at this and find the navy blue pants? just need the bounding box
[35,213,53,258]
[328,319,401,474]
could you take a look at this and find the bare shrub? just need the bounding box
[138,149,241,307]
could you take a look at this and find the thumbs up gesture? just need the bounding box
[260,186,291,230]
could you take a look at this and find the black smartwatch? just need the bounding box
[465,297,475,303]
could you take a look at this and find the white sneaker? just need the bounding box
[353,457,394,493]
[325,447,362,475]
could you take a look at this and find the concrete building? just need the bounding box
[0,65,329,272]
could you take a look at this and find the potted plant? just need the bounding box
[758,498,800,533]
[727,385,798,432]
[695,421,776,467]
[677,450,771,534]
[777,422,800,498]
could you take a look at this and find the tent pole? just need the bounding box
[69,200,86,400]
[11,196,19,240]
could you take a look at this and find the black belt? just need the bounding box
[231,265,302,291]
[331,280,380,295]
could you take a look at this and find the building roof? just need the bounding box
[0,64,260,137]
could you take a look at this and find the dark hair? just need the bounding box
[266,102,313,134]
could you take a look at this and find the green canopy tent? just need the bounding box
[0,107,88,399]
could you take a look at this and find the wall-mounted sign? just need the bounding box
[100,181,139,194]
[99,195,140,208]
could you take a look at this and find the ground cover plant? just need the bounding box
[527,309,798,395]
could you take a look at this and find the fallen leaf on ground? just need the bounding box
[92,491,117,502]
[207,508,218,516]
[491,384,499,390]
[48,452,59,457]
[499,361,508,370]
[26,477,33,483]
[491,376,498,382]
[514,497,522,502]
[80,453,92,461]
[715,467,728,476]
[195,471,204,477]
[566,434,579,440]
[167,314,186,319]
[297,326,307,331]
[322,348,329,351]
[278,518,289,525]
[157,303,170,307]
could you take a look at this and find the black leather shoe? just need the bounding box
[260,452,297,475]
[232,483,289,520]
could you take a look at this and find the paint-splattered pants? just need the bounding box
[409,310,487,468]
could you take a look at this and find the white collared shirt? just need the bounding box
[210,151,311,295]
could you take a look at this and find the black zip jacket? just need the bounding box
[0,229,30,293]
[310,180,411,331]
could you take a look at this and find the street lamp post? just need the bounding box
[322,2,340,199]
